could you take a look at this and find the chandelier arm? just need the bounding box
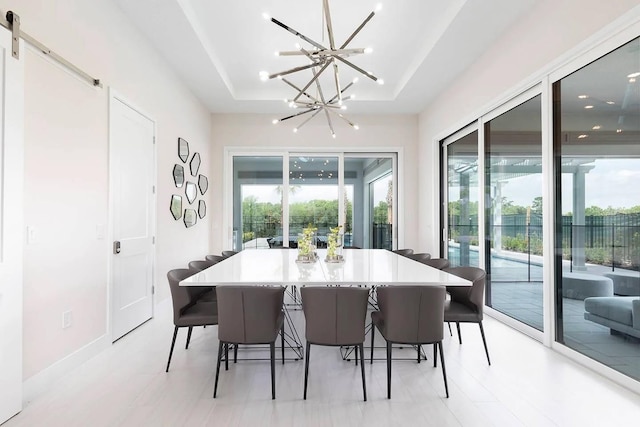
[279,108,316,122]
[326,108,357,128]
[322,0,337,50]
[322,105,336,137]
[293,61,332,102]
[268,62,321,80]
[327,81,355,104]
[332,60,341,102]
[281,78,318,102]
[270,17,327,51]
[340,11,376,49]
[333,55,378,82]
[296,108,323,131]
[278,48,365,56]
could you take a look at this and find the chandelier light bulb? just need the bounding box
[262,12,270,21]
[275,51,280,56]
[295,43,301,50]
[375,3,383,12]
[351,94,356,100]
[340,105,347,110]
[377,78,385,85]
[332,133,336,139]
[272,119,279,124]
[364,47,373,54]
[259,71,269,81]
[293,128,298,133]
[353,77,359,84]
[354,124,360,130]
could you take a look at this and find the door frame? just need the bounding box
[107,89,157,340]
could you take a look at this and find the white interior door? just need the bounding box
[109,93,155,341]
[0,28,24,423]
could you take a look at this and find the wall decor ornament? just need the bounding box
[178,137,189,163]
[184,209,197,228]
[198,174,208,195]
[190,152,201,176]
[170,195,182,220]
[173,139,207,226]
[173,164,185,187]
[185,181,197,204]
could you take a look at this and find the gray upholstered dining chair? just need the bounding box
[187,259,218,303]
[391,248,414,256]
[205,254,225,263]
[371,285,449,398]
[405,252,432,262]
[443,266,490,365]
[221,250,239,258]
[213,286,286,399]
[420,258,450,270]
[166,268,218,372]
[300,286,370,401]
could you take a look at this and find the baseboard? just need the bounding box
[22,333,112,404]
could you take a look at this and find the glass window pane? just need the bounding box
[447,131,479,267]
[485,95,543,331]
[288,156,339,248]
[555,37,640,381]
[232,156,283,250]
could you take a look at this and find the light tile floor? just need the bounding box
[4,297,640,427]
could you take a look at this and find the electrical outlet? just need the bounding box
[62,310,72,329]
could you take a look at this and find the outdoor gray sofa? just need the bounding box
[584,296,640,339]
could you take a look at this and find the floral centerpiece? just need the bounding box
[297,224,318,263]
[325,225,344,262]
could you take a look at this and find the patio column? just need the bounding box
[572,167,587,270]
[493,181,503,254]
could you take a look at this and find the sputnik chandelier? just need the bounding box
[261,0,383,137]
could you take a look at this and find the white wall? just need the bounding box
[210,114,419,253]
[0,0,211,386]
[418,0,640,252]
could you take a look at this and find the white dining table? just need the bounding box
[180,248,471,287]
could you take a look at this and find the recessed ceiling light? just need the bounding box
[606,101,615,105]
[616,129,623,133]
[578,134,588,139]
[578,95,588,99]
[584,105,594,109]
[627,72,640,78]
[592,125,601,130]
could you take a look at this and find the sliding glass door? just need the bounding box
[484,94,543,331]
[444,129,479,267]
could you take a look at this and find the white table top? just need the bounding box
[180,249,471,287]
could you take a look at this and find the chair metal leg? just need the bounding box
[370,325,375,364]
[213,341,224,398]
[303,342,311,399]
[447,322,452,336]
[270,342,276,400]
[355,345,358,366]
[386,341,392,399]
[479,322,491,365]
[225,343,229,371]
[417,345,421,363]
[359,344,367,401]
[166,326,179,372]
[456,322,462,344]
[234,344,238,363]
[433,343,437,368]
[281,324,285,365]
[185,326,193,349]
[438,341,449,398]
